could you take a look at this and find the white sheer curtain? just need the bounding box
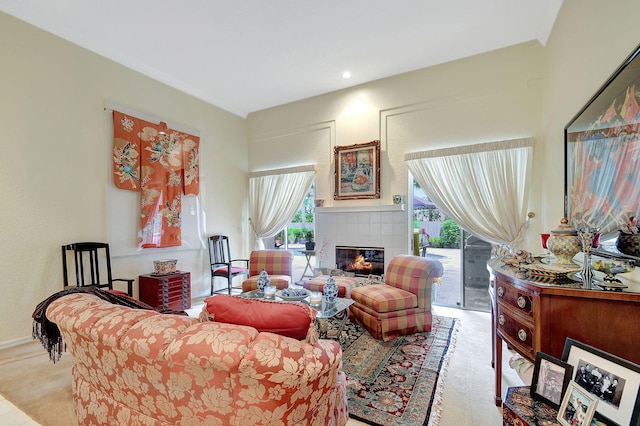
[405,138,534,250]
[249,165,315,250]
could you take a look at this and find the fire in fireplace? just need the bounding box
[335,246,384,276]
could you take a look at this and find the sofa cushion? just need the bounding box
[203,294,315,340]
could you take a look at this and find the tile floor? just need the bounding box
[0,394,38,425]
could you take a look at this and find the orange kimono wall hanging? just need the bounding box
[112,110,200,248]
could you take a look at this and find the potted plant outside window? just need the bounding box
[304,230,315,250]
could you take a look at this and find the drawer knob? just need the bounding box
[499,314,505,326]
[518,329,527,342]
[497,287,505,297]
[517,296,526,309]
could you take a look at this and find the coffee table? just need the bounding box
[310,298,355,342]
[239,290,354,342]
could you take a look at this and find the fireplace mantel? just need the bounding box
[315,203,410,272]
[315,204,405,213]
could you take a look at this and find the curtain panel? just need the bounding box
[249,165,316,250]
[405,138,534,250]
[112,110,200,248]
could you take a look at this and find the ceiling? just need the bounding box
[0,0,563,117]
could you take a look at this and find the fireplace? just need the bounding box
[335,246,384,276]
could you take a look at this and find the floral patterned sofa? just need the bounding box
[46,293,349,425]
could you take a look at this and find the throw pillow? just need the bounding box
[202,295,316,341]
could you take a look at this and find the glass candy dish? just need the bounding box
[591,258,634,290]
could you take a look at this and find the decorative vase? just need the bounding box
[578,227,598,289]
[323,274,338,304]
[305,241,316,250]
[547,218,581,265]
[257,269,270,293]
[616,231,640,257]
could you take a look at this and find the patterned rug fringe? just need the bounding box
[426,318,460,426]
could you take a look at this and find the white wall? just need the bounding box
[0,13,249,347]
[247,0,640,259]
[247,41,545,253]
[540,0,640,231]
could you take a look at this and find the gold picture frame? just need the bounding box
[334,140,380,200]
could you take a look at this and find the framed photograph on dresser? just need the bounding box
[562,338,640,426]
[531,351,573,409]
[557,381,598,426]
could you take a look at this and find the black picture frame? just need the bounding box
[564,42,640,242]
[562,338,640,426]
[531,351,574,409]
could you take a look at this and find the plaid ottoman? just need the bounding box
[302,275,359,298]
[349,283,424,340]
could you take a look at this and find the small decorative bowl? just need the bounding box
[154,259,177,274]
[277,288,309,301]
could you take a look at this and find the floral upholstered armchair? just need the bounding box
[46,293,348,425]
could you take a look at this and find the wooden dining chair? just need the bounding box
[208,235,249,295]
[61,242,134,296]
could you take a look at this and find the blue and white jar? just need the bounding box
[323,274,338,303]
[257,269,271,293]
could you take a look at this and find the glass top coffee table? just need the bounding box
[240,290,354,342]
[307,298,355,342]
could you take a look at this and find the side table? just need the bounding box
[298,250,316,282]
[139,271,191,311]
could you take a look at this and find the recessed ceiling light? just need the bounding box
[342,71,352,79]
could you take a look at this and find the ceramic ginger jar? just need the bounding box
[257,269,271,292]
[547,218,581,265]
[323,274,338,303]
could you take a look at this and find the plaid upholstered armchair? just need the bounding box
[241,250,294,293]
[349,255,444,341]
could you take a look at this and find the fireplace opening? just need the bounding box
[335,246,384,276]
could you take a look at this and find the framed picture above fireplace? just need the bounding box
[334,140,380,200]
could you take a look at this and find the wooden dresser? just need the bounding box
[139,271,191,311]
[488,258,640,406]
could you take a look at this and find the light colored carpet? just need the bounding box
[0,340,76,426]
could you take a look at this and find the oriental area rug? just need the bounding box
[339,316,459,426]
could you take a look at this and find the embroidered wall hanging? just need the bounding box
[112,110,200,248]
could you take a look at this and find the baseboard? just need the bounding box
[0,335,33,351]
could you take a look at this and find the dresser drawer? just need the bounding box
[496,304,535,359]
[495,281,534,318]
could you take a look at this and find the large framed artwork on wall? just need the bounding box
[565,43,640,239]
[334,140,380,200]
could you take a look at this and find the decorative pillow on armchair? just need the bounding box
[202,295,316,341]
